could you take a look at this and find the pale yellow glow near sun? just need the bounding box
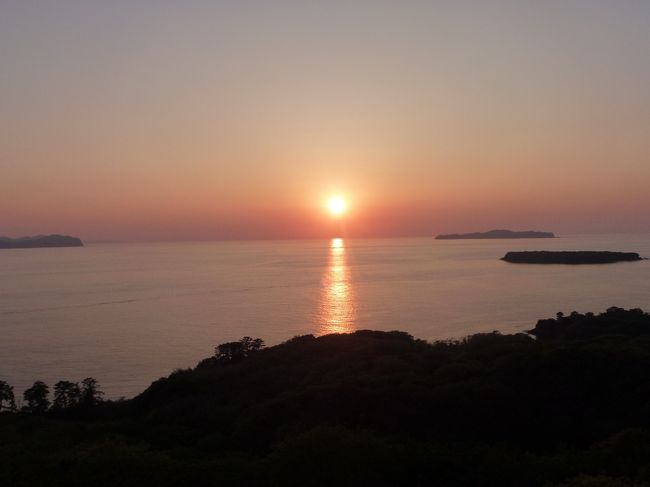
[327,196,346,216]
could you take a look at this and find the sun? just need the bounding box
[327,196,346,216]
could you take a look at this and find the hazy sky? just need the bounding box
[2,1,650,240]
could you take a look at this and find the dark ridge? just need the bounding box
[502,250,643,264]
[436,229,555,240]
[0,235,83,249]
[529,307,650,341]
[5,309,650,486]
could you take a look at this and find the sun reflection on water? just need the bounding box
[317,238,357,334]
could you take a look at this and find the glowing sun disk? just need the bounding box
[327,196,346,216]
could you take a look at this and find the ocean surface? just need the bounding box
[1,235,649,399]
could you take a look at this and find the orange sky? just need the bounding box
[2,2,650,240]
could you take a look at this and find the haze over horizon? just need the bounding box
[2,1,650,241]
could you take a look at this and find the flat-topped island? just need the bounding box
[502,251,644,264]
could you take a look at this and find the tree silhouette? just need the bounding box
[241,336,265,352]
[80,378,103,407]
[214,336,265,364]
[0,380,16,412]
[53,381,81,410]
[23,381,49,413]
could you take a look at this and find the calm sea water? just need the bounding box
[1,235,649,399]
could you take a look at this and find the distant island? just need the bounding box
[4,308,650,486]
[502,250,644,264]
[0,235,83,249]
[435,229,555,239]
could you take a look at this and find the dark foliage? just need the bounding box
[4,309,650,485]
[0,380,16,412]
[197,336,265,367]
[22,381,50,414]
[80,377,104,407]
[53,381,81,410]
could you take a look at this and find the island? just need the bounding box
[0,235,84,249]
[4,308,650,486]
[435,229,555,239]
[502,250,644,264]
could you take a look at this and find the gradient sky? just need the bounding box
[2,1,650,240]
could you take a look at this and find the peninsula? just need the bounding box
[435,229,555,240]
[3,308,650,486]
[502,250,644,264]
[0,235,84,249]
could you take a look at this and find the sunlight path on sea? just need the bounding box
[317,238,357,334]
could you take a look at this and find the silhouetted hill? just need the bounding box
[0,234,83,249]
[4,308,650,486]
[503,250,644,264]
[436,229,555,239]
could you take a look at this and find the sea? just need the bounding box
[1,235,649,399]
